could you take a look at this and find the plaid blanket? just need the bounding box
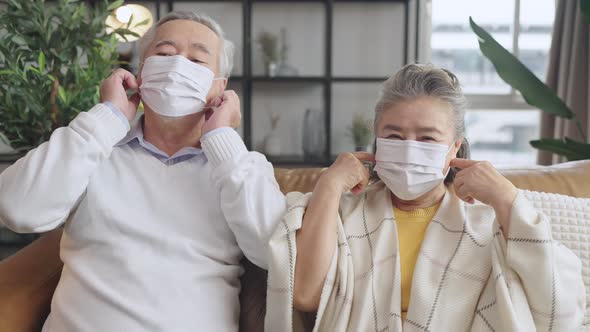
[266,183,585,331]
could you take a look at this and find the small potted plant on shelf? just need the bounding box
[256,30,279,77]
[348,113,373,152]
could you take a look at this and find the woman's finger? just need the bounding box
[456,183,474,204]
[450,158,479,169]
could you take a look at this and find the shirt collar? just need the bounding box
[116,115,204,162]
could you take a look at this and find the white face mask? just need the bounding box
[374,138,454,201]
[139,55,220,117]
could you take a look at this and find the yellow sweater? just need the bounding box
[394,202,441,321]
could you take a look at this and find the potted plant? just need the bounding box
[0,0,135,158]
[0,0,131,247]
[257,30,279,77]
[470,13,590,160]
[348,113,373,152]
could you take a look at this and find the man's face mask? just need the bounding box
[139,55,221,117]
[374,138,454,200]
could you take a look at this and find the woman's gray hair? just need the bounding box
[374,63,470,185]
[138,11,235,78]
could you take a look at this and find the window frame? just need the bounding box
[422,0,546,111]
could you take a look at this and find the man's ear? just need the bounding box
[217,77,228,91]
[211,78,228,97]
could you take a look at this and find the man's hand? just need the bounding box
[318,152,375,195]
[201,90,241,135]
[100,69,140,122]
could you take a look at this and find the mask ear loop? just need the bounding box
[443,141,460,177]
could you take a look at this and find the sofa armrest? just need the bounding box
[0,228,63,332]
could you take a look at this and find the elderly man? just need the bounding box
[0,11,285,331]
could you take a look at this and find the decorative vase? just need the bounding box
[277,28,299,77]
[264,128,282,156]
[302,109,326,161]
[266,62,278,77]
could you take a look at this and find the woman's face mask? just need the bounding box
[374,138,456,200]
[374,97,460,200]
[139,55,222,117]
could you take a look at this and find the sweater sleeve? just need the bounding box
[201,129,287,270]
[0,104,129,233]
[502,190,586,330]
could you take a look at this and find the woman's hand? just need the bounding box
[450,158,518,236]
[319,152,374,195]
[294,151,374,312]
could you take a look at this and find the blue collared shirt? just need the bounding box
[104,101,229,165]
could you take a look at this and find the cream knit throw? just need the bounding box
[266,183,586,331]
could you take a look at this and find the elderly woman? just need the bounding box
[266,64,585,331]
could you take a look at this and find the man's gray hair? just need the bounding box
[374,63,470,184]
[138,11,235,78]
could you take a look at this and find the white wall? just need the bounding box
[252,2,326,77]
[332,2,406,77]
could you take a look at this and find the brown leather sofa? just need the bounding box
[0,161,589,332]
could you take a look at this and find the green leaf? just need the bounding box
[126,14,134,29]
[107,0,124,11]
[530,138,590,161]
[58,86,67,103]
[133,18,151,28]
[38,51,46,72]
[581,0,590,23]
[25,65,40,74]
[564,137,590,156]
[7,0,23,10]
[11,35,26,46]
[0,132,12,148]
[114,28,141,39]
[470,17,575,119]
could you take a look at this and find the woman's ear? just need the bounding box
[453,139,463,157]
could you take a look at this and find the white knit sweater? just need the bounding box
[0,104,286,332]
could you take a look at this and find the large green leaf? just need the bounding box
[530,138,590,161]
[581,0,590,23]
[470,17,575,119]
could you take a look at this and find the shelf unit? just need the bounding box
[148,0,414,166]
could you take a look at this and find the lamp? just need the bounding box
[106,4,153,42]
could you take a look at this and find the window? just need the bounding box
[429,0,555,167]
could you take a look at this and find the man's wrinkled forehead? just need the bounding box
[151,19,220,52]
[153,39,212,55]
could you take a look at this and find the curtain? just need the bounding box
[539,0,590,165]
